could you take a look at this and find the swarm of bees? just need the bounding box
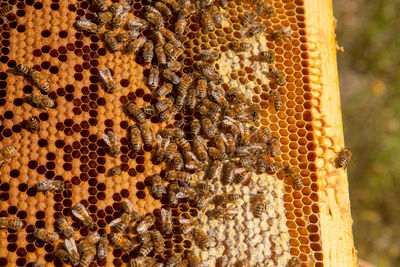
[0,0,351,265]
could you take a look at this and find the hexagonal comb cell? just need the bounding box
[0,0,342,266]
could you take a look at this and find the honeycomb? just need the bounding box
[0,0,356,266]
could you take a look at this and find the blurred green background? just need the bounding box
[333,0,400,266]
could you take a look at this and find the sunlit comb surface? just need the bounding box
[0,0,353,266]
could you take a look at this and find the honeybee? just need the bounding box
[164,42,184,62]
[155,97,174,113]
[137,232,151,245]
[257,3,274,17]
[155,45,167,65]
[153,30,166,47]
[138,121,154,146]
[110,233,134,251]
[126,36,147,54]
[72,203,94,228]
[35,180,64,194]
[222,133,235,157]
[78,231,100,253]
[148,65,159,91]
[140,41,154,66]
[166,61,183,73]
[161,127,185,139]
[56,216,74,239]
[126,102,146,123]
[268,90,283,111]
[270,26,293,41]
[162,69,181,85]
[175,16,187,38]
[145,11,164,28]
[28,117,39,133]
[201,118,217,138]
[209,205,238,221]
[93,0,108,12]
[34,228,59,243]
[64,238,80,266]
[196,79,207,100]
[189,120,200,137]
[155,134,169,163]
[207,160,223,181]
[214,193,240,206]
[216,255,228,267]
[268,66,285,86]
[161,208,172,235]
[260,51,274,64]
[234,145,263,157]
[155,1,172,17]
[252,201,266,218]
[257,153,267,173]
[179,218,199,235]
[30,93,54,109]
[102,130,120,157]
[79,246,96,267]
[287,257,301,267]
[103,31,120,52]
[168,182,179,207]
[155,83,172,99]
[159,106,178,122]
[248,23,266,38]
[193,228,216,250]
[125,18,149,31]
[165,255,181,267]
[0,5,13,22]
[229,41,251,53]
[121,199,141,222]
[99,68,116,93]
[115,30,140,43]
[143,5,162,16]
[128,125,142,153]
[112,1,131,28]
[16,63,32,76]
[173,151,184,171]
[97,11,113,25]
[337,148,352,169]
[110,212,131,233]
[199,49,221,63]
[185,250,200,266]
[266,159,279,173]
[76,17,99,34]
[139,241,153,256]
[208,147,228,161]
[213,133,225,152]
[292,173,303,189]
[151,229,164,253]
[55,249,70,263]
[222,161,236,185]
[30,70,50,94]
[152,174,166,199]
[241,11,257,26]
[185,88,197,111]
[164,139,177,162]
[129,257,157,267]
[0,217,24,231]
[201,9,215,32]
[193,136,209,162]
[234,168,252,184]
[136,214,155,234]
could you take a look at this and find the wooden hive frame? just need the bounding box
[0,0,356,266]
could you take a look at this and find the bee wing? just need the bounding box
[178,218,191,224]
[234,168,246,175]
[64,238,78,254]
[175,192,188,199]
[109,217,122,227]
[99,68,112,84]
[102,133,112,147]
[77,17,91,27]
[161,208,170,221]
[72,209,85,222]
